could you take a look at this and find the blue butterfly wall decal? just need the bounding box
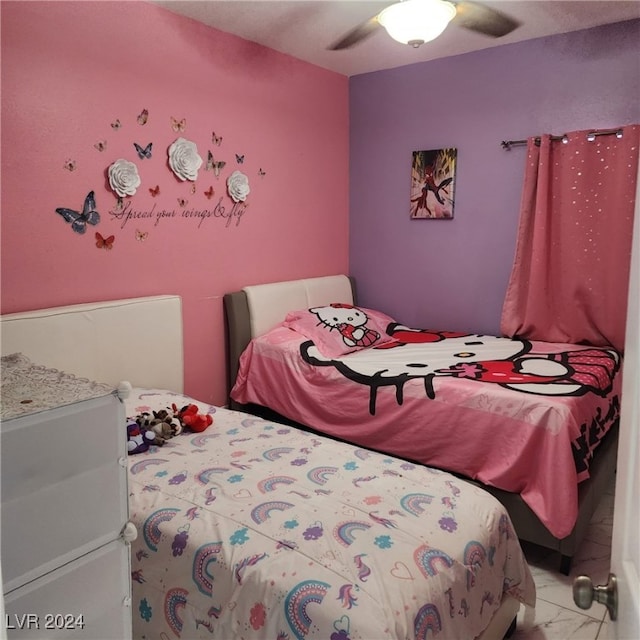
[134,142,152,159]
[55,191,100,234]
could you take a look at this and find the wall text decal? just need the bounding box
[108,197,248,229]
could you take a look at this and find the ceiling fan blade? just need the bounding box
[452,1,520,37]
[328,16,380,50]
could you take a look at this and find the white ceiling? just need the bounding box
[152,0,640,76]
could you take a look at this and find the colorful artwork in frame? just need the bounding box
[410,148,457,219]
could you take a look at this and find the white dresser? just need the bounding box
[1,354,133,639]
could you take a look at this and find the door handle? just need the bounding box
[573,573,617,621]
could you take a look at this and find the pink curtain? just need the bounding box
[501,124,639,352]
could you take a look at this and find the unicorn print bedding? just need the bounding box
[230,312,623,540]
[126,388,535,640]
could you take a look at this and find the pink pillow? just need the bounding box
[283,303,396,357]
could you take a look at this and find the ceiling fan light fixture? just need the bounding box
[378,0,457,47]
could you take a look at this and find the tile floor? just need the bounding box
[511,479,616,640]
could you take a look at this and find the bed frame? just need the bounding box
[223,274,619,575]
[1,292,523,640]
[0,295,184,392]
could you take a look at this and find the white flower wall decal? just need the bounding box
[168,137,203,182]
[227,170,250,203]
[108,158,141,197]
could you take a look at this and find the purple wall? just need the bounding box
[349,19,640,334]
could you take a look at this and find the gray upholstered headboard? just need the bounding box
[0,295,184,392]
[223,275,356,402]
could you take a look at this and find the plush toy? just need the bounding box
[149,409,183,444]
[174,403,213,433]
[130,409,178,447]
[127,421,157,455]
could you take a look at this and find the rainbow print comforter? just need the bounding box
[126,389,535,640]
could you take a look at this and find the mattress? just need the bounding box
[126,388,535,640]
[230,325,622,540]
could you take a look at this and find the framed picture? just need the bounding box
[410,148,457,219]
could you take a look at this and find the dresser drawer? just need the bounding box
[4,538,132,639]
[1,394,127,590]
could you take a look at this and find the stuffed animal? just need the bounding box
[135,412,168,447]
[127,421,157,455]
[131,409,178,447]
[174,403,213,433]
[149,409,183,444]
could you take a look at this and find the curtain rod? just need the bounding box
[501,127,624,150]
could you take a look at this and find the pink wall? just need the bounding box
[1,1,349,404]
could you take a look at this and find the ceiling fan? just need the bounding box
[328,0,520,50]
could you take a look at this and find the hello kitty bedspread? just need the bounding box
[231,326,623,539]
[126,388,535,640]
